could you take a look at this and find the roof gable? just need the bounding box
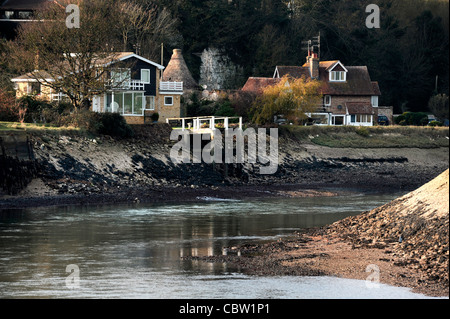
[327,61,348,73]
[104,53,165,70]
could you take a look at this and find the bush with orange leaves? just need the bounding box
[251,75,322,125]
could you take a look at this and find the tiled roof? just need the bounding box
[241,77,280,93]
[345,102,375,115]
[275,64,380,96]
[276,66,310,78]
[372,81,381,96]
[301,60,339,71]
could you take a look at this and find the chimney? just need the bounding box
[309,52,319,79]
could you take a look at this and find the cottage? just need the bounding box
[242,52,381,126]
[11,52,184,124]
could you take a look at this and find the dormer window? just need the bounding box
[328,61,348,82]
[330,71,346,82]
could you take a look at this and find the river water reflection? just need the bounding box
[0,192,442,299]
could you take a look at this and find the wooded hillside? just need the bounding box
[152,0,449,113]
[1,0,448,114]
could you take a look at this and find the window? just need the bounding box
[123,93,133,115]
[145,96,155,110]
[164,96,173,106]
[324,95,331,106]
[111,69,131,89]
[4,11,14,19]
[110,92,145,115]
[371,96,379,107]
[28,82,41,95]
[141,69,150,84]
[351,115,356,123]
[134,94,143,114]
[330,71,346,82]
[332,116,345,125]
[356,115,372,123]
[18,11,32,19]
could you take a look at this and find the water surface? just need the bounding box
[0,192,442,299]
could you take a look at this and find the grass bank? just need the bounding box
[281,125,449,148]
[0,121,83,133]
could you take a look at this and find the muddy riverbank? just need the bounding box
[1,125,448,209]
[187,170,449,298]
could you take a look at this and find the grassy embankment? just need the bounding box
[280,125,449,148]
[2,121,449,149]
[0,121,82,133]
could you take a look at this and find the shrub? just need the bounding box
[395,112,429,126]
[17,95,53,123]
[94,112,134,138]
[428,120,443,127]
[150,112,159,122]
[214,99,237,117]
[0,88,19,121]
[355,126,370,137]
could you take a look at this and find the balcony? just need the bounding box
[160,81,183,92]
[130,80,145,91]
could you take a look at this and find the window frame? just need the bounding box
[109,91,145,116]
[164,96,174,106]
[371,96,379,107]
[141,69,151,84]
[329,71,346,82]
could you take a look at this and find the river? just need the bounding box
[0,191,442,299]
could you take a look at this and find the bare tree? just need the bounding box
[117,1,181,59]
[3,0,128,111]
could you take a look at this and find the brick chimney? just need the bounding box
[309,52,319,79]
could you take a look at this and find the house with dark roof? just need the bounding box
[11,52,185,124]
[242,52,382,126]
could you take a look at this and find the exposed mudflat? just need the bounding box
[1,125,448,209]
[188,170,449,297]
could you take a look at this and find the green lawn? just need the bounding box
[280,125,450,148]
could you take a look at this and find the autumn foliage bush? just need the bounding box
[0,88,21,122]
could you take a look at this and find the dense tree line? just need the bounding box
[150,0,449,113]
[1,0,448,114]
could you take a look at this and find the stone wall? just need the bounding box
[378,106,394,124]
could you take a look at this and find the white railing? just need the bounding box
[166,116,243,131]
[51,93,68,102]
[160,81,183,92]
[130,80,145,91]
